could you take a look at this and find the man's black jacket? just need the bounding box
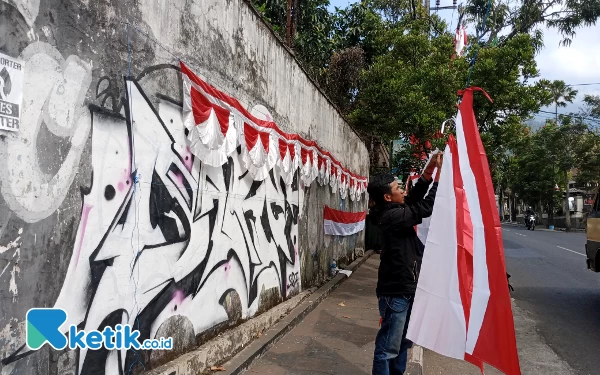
[369,176,438,297]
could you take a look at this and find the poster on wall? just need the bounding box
[0,51,24,132]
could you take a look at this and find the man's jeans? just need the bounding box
[372,295,413,375]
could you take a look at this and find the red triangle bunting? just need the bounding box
[190,86,229,136]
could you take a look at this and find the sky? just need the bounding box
[327,0,600,122]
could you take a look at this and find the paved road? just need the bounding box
[502,224,600,375]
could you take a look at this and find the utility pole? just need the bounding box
[429,0,458,15]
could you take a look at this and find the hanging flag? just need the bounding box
[323,206,366,236]
[406,87,521,375]
[453,25,468,58]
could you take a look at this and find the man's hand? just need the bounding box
[425,154,438,173]
[423,152,443,181]
[434,153,443,182]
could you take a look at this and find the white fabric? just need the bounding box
[339,174,349,199]
[301,150,314,186]
[242,132,280,182]
[455,26,468,57]
[311,150,319,182]
[280,142,300,185]
[406,144,467,359]
[323,219,365,236]
[455,111,491,354]
[330,168,339,193]
[416,150,440,244]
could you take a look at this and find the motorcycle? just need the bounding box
[525,215,536,231]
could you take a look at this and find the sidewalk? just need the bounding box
[230,254,421,375]
[223,252,576,375]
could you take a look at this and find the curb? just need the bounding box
[220,250,375,375]
[407,345,424,375]
[145,250,374,375]
[502,222,585,232]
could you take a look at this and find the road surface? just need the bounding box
[501,224,600,374]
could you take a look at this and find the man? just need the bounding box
[367,153,442,375]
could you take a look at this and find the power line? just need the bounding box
[568,83,600,87]
[465,0,493,88]
[536,110,600,124]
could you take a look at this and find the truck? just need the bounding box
[586,187,600,272]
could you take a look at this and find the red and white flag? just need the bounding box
[323,206,366,236]
[407,88,521,375]
[453,25,468,58]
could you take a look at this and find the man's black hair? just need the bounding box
[367,173,395,205]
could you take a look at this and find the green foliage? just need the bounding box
[350,18,464,142]
[463,0,600,46]
[250,0,600,188]
[583,95,600,119]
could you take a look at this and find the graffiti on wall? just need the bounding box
[2,60,302,374]
[0,42,92,224]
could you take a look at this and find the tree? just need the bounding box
[538,79,578,123]
[536,80,578,229]
[583,94,600,119]
[321,46,366,114]
[510,123,562,224]
[251,0,335,77]
[462,0,600,46]
[251,0,600,192]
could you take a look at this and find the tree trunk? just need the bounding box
[510,192,514,221]
[565,170,571,232]
[286,0,292,47]
[499,187,504,221]
[292,0,299,41]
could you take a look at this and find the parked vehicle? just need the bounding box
[586,187,600,272]
[525,214,536,231]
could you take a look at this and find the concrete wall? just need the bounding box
[0,0,369,374]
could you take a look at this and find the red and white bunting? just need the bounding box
[180,62,368,198]
[323,206,366,236]
[278,138,300,185]
[182,75,238,167]
[407,88,521,375]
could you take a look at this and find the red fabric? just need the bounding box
[243,123,270,152]
[190,86,230,136]
[301,148,309,164]
[458,88,520,375]
[279,138,288,159]
[181,62,368,183]
[244,122,259,150]
[318,155,324,170]
[449,134,483,371]
[323,206,366,224]
[259,130,270,152]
